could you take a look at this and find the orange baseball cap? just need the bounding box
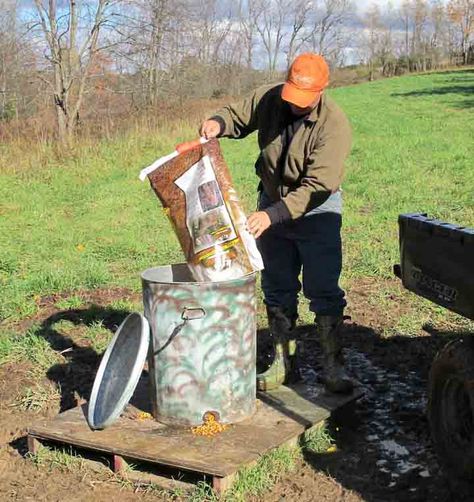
[281,53,329,108]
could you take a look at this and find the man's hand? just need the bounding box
[247,211,271,239]
[199,119,221,139]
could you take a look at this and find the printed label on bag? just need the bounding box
[174,155,237,254]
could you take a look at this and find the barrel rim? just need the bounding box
[141,263,257,286]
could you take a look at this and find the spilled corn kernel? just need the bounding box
[136,411,153,420]
[191,413,228,437]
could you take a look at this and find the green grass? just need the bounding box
[82,320,114,353]
[179,426,332,500]
[54,295,85,310]
[14,382,61,412]
[225,445,300,501]
[28,444,86,472]
[0,324,64,411]
[334,71,473,279]
[1,324,63,374]
[301,424,335,454]
[107,298,142,312]
[179,445,300,502]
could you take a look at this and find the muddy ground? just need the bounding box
[1,279,473,501]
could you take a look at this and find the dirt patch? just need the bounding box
[345,277,418,331]
[7,287,141,333]
[0,280,473,501]
[0,362,35,408]
[266,459,363,501]
[0,452,161,502]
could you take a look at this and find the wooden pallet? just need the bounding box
[28,383,362,494]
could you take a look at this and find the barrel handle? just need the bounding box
[154,306,206,355]
[182,306,206,320]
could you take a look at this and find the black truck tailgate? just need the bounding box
[397,213,474,320]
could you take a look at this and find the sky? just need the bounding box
[357,0,405,9]
[356,0,447,11]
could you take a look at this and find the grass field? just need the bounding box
[1,69,472,323]
[0,69,473,500]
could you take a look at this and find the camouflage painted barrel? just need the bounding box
[141,264,257,426]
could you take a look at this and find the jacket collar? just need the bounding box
[305,93,325,123]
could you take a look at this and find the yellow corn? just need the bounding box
[136,411,153,420]
[191,413,229,437]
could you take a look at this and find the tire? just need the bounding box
[428,338,474,480]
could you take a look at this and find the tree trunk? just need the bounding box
[33,0,108,145]
[55,103,68,145]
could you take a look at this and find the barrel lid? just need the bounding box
[88,312,150,430]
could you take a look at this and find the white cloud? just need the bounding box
[356,0,405,9]
[356,0,447,12]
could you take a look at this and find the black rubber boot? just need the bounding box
[257,306,297,391]
[316,315,354,394]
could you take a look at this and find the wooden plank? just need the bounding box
[28,384,362,479]
[258,385,329,426]
[28,404,298,477]
[27,435,40,455]
[212,473,235,495]
[113,454,126,473]
[259,383,363,426]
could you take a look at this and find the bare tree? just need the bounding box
[122,0,185,106]
[3,0,471,141]
[430,0,448,66]
[309,0,355,65]
[0,0,19,120]
[31,0,113,144]
[412,0,428,62]
[143,0,173,106]
[448,0,473,64]
[364,3,382,81]
[398,0,430,70]
[253,0,289,76]
[286,0,311,67]
[237,0,256,69]
[400,0,412,56]
[110,0,185,107]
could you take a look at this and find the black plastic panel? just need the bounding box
[398,213,474,320]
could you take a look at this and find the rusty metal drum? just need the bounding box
[141,264,257,427]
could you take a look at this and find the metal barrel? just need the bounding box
[141,264,257,427]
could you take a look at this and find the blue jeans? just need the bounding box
[257,193,346,317]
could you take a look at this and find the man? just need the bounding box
[199,53,353,393]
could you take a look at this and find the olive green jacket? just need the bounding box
[212,83,352,219]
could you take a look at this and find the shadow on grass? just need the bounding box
[392,85,474,108]
[36,305,133,412]
[391,70,474,109]
[8,304,133,459]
